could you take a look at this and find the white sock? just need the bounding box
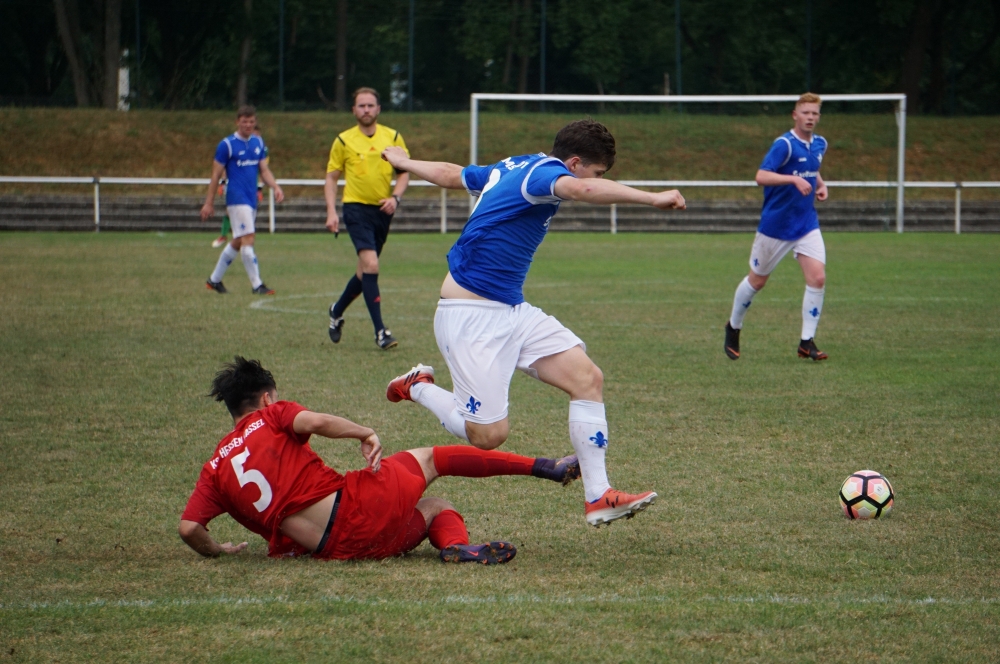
[729,277,759,330]
[569,400,611,502]
[801,285,825,340]
[240,245,262,289]
[411,382,469,442]
[210,245,238,283]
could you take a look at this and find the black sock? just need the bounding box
[332,275,363,318]
[530,458,560,482]
[361,272,385,333]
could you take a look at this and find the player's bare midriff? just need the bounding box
[279,490,338,551]
[440,271,488,300]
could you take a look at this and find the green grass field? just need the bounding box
[2,231,998,662]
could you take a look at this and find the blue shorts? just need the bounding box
[343,203,393,255]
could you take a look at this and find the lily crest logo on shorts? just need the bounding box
[589,431,608,448]
[466,396,482,414]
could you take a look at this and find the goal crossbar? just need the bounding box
[469,92,908,232]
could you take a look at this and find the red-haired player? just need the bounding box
[179,357,579,564]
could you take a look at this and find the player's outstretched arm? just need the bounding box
[381,146,464,190]
[178,520,248,557]
[292,411,383,471]
[554,176,686,210]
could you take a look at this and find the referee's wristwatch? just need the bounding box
[392,194,402,205]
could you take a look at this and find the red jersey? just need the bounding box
[181,400,345,557]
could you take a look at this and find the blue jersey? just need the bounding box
[450,154,573,306]
[214,133,268,208]
[758,131,827,241]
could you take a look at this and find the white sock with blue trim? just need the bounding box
[411,382,469,442]
[729,277,759,330]
[210,245,238,283]
[240,245,263,289]
[801,285,825,340]
[569,400,611,502]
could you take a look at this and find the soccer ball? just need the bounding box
[839,470,894,519]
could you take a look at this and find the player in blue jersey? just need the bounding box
[212,124,269,248]
[724,92,830,361]
[201,106,284,295]
[380,120,686,527]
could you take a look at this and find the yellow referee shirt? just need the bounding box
[326,124,409,205]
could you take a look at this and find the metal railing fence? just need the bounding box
[1,175,997,234]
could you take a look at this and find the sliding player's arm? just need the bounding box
[292,411,382,471]
[381,147,464,190]
[178,520,248,557]
[756,169,813,196]
[554,176,686,210]
[200,161,226,220]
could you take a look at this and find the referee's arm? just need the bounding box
[381,170,409,215]
[324,169,342,233]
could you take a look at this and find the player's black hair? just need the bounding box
[352,87,381,106]
[236,104,257,119]
[209,356,277,417]
[550,119,616,170]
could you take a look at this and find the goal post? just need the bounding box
[469,93,908,232]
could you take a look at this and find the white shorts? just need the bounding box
[228,205,257,239]
[434,299,585,425]
[749,229,825,276]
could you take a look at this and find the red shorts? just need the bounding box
[317,452,429,560]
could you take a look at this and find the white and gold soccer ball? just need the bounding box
[839,470,894,520]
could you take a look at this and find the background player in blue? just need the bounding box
[380,120,686,527]
[724,92,830,361]
[201,105,284,295]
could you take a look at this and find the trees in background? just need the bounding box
[50,0,122,108]
[0,0,997,114]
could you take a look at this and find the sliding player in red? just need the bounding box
[179,357,579,564]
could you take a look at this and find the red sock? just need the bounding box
[432,446,534,478]
[428,509,469,549]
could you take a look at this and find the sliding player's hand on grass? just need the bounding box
[651,190,686,210]
[218,541,250,555]
[361,433,383,472]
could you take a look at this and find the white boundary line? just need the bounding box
[3,593,996,613]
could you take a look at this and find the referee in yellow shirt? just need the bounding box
[325,87,410,350]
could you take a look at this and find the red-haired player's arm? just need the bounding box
[292,411,383,471]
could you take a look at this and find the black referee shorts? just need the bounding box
[343,203,393,256]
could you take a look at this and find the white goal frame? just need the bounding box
[470,93,908,232]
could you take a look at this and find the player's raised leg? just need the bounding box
[404,446,579,564]
[400,445,579,486]
[387,364,472,441]
[530,346,657,527]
